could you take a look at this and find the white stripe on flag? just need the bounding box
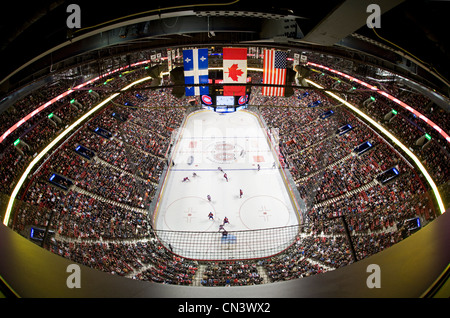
[193,49,199,95]
[268,50,273,95]
[184,49,208,95]
[263,49,269,95]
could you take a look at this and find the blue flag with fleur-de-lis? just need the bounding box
[183,49,209,96]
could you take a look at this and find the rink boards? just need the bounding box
[152,109,302,260]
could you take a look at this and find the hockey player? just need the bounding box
[223,216,229,225]
[208,212,214,220]
[218,167,223,173]
[182,177,190,182]
[207,194,211,202]
[239,189,243,198]
[257,164,260,171]
[224,173,228,182]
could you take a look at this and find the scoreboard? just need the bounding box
[216,95,235,106]
[201,94,250,113]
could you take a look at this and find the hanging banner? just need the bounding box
[293,53,300,68]
[167,49,172,72]
[223,47,247,96]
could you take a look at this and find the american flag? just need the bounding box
[262,49,287,96]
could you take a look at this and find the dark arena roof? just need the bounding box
[0,0,449,307]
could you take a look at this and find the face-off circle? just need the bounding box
[164,196,216,231]
[239,195,291,230]
[206,141,244,164]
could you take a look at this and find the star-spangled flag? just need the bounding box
[262,49,287,97]
[183,48,209,96]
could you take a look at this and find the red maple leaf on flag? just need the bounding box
[226,64,244,81]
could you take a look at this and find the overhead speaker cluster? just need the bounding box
[294,65,312,79]
[284,68,297,97]
[170,66,186,98]
[147,65,165,87]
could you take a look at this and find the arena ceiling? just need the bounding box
[0,0,449,96]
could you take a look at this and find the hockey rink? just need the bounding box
[152,109,301,260]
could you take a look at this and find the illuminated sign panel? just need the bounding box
[307,62,450,143]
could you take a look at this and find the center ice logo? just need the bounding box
[206,141,245,164]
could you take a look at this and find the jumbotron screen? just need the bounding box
[216,95,235,106]
[201,94,250,107]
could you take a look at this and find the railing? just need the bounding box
[154,224,302,261]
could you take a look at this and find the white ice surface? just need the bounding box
[153,110,301,259]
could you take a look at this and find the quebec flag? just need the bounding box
[183,48,209,96]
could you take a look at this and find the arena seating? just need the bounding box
[0,66,443,286]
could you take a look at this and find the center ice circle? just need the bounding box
[214,142,234,151]
[164,196,216,231]
[239,195,291,230]
[206,141,243,164]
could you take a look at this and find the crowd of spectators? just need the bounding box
[288,121,374,180]
[254,78,437,275]
[13,81,188,238]
[200,261,264,286]
[0,67,148,195]
[8,72,204,285]
[260,238,328,281]
[309,70,450,188]
[49,238,199,284]
[299,141,401,204]
[306,165,433,232]
[15,180,150,240]
[0,65,445,287]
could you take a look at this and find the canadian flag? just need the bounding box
[223,48,247,96]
